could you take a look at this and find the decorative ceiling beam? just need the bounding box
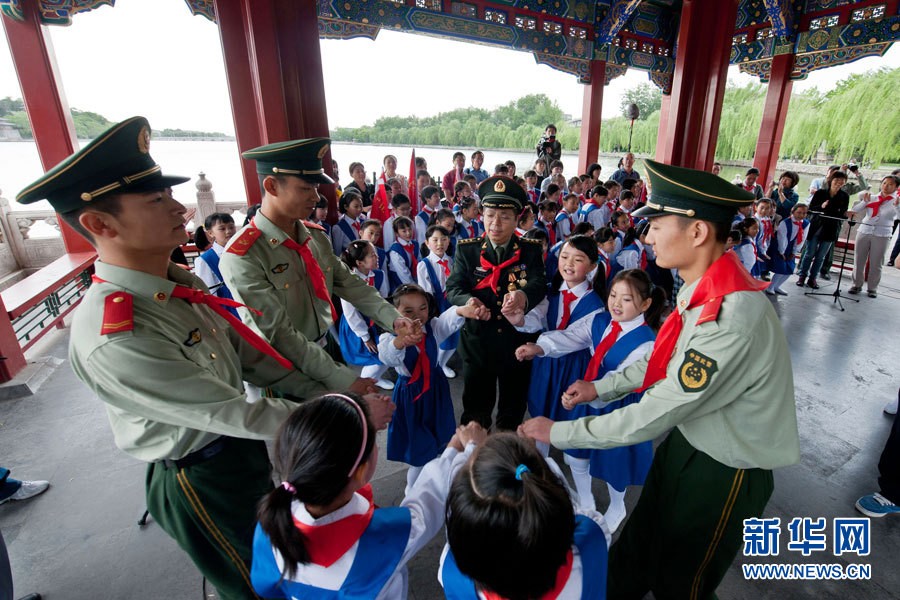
[762,0,794,39]
[597,0,643,45]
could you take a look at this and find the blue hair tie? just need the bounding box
[515,464,530,481]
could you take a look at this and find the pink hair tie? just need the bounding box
[281,481,296,494]
[330,393,369,477]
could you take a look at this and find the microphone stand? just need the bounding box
[804,212,858,311]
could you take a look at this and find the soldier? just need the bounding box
[220,138,420,396]
[15,117,396,600]
[521,160,800,598]
[447,176,547,430]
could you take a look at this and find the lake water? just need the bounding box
[1,139,828,212]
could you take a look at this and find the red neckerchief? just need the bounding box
[866,195,894,218]
[402,241,418,272]
[292,486,375,568]
[407,338,431,400]
[437,257,450,277]
[793,221,804,245]
[636,251,768,392]
[558,289,577,330]
[473,245,522,294]
[92,274,294,370]
[481,550,573,600]
[584,321,622,381]
[743,182,756,192]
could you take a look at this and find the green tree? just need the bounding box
[619,83,662,120]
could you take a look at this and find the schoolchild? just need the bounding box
[463,174,480,201]
[451,180,474,212]
[251,393,486,599]
[456,197,483,240]
[388,216,419,292]
[515,204,536,237]
[524,169,540,204]
[332,189,364,256]
[440,433,610,599]
[383,193,413,250]
[735,217,762,277]
[418,225,460,378]
[592,227,617,288]
[542,183,563,208]
[603,180,621,206]
[547,270,663,532]
[510,235,606,510]
[754,198,775,280]
[312,195,331,238]
[338,240,394,390]
[359,219,387,270]
[610,211,631,255]
[613,222,648,275]
[618,192,636,226]
[572,222,595,239]
[555,193,581,239]
[378,284,486,492]
[416,185,442,244]
[732,202,754,229]
[535,200,560,247]
[193,212,238,312]
[568,176,585,202]
[848,175,900,297]
[766,203,810,296]
[725,229,742,252]
[432,208,460,257]
[578,185,610,231]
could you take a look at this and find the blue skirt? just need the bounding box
[527,350,593,460]
[768,253,796,275]
[388,371,456,467]
[589,392,653,490]
[338,316,382,367]
[439,330,459,352]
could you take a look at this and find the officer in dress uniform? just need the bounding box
[521,160,801,599]
[15,117,395,600]
[220,138,420,397]
[447,176,547,430]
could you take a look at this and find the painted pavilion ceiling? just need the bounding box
[1,0,897,90]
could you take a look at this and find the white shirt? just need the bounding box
[416,207,436,245]
[775,219,810,257]
[192,242,226,290]
[417,253,452,297]
[556,210,578,238]
[852,193,899,237]
[377,307,464,376]
[332,214,361,255]
[516,280,601,333]
[383,215,398,249]
[388,238,418,285]
[616,240,645,271]
[263,444,474,600]
[340,269,389,342]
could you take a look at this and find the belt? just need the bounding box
[162,437,229,470]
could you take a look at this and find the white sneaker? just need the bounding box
[603,502,627,535]
[375,379,395,390]
[442,366,456,379]
[0,480,49,505]
[885,397,898,415]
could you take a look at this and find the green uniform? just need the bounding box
[70,261,311,600]
[220,212,400,391]
[447,235,546,430]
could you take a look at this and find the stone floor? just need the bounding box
[1,265,898,599]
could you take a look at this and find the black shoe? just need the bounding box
[888,261,895,267]
[821,273,832,281]
[848,286,861,294]
[761,274,771,281]
[807,279,820,290]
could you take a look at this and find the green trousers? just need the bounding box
[146,438,273,600]
[607,428,774,600]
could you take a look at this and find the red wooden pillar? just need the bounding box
[1,1,92,254]
[655,93,672,162]
[214,0,336,219]
[752,53,795,187]
[658,0,739,170]
[578,60,606,175]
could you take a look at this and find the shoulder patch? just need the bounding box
[225,227,261,256]
[100,291,134,335]
[678,349,719,393]
[302,220,325,232]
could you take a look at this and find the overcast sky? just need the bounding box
[0,0,897,135]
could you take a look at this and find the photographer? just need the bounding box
[535,124,561,174]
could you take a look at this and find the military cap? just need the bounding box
[16,116,190,213]
[633,159,756,224]
[242,138,334,184]
[478,176,527,212]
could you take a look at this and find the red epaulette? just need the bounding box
[302,220,326,232]
[100,291,134,335]
[696,297,724,326]
[226,226,262,256]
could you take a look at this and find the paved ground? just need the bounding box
[1,264,898,599]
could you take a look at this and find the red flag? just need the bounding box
[408,149,418,216]
[371,171,390,223]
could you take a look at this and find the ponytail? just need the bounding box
[257,485,311,576]
[621,226,639,248]
[644,285,668,331]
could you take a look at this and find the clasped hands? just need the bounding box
[517,379,598,444]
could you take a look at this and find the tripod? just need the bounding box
[804,212,858,311]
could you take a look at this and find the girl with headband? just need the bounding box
[251,393,487,599]
[440,433,611,599]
